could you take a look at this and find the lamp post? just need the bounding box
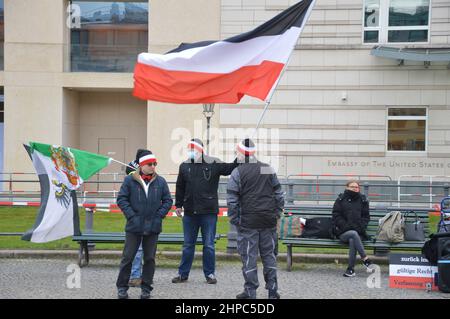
[202,103,215,154]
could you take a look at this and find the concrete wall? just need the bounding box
[219,0,450,178]
[146,0,222,175]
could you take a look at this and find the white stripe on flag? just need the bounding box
[137,27,301,73]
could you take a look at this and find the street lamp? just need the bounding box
[202,103,215,154]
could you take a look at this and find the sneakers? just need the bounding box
[268,291,280,299]
[128,278,142,287]
[363,258,376,273]
[140,289,151,299]
[172,275,188,283]
[343,267,356,277]
[236,291,251,299]
[117,288,129,299]
[206,274,217,284]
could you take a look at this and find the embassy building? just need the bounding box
[1,0,450,194]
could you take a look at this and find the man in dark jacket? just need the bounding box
[227,139,284,299]
[172,138,237,284]
[332,180,374,277]
[116,150,173,299]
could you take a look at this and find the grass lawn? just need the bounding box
[2,207,438,255]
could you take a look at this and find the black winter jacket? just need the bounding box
[332,190,370,240]
[175,155,238,215]
[117,171,173,234]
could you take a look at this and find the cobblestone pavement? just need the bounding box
[0,258,448,299]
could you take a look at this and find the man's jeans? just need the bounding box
[131,242,143,279]
[178,213,217,278]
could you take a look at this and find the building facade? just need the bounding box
[2,0,450,184]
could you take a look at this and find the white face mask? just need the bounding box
[188,150,200,160]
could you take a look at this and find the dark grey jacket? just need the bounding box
[226,159,284,229]
[117,171,173,234]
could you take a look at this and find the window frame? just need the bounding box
[362,0,432,45]
[385,106,428,154]
[69,0,149,73]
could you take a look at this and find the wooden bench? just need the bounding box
[281,206,431,271]
[73,232,221,267]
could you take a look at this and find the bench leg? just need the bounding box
[78,241,89,268]
[286,245,293,272]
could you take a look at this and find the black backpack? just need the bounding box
[422,232,450,265]
[301,217,334,239]
[422,236,439,265]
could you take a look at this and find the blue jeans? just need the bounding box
[130,242,143,279]
[178,213,217,278]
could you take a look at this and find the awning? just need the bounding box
[370,45,450,68]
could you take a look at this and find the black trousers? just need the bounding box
[116,232,158,292]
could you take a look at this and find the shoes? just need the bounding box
[140,289,151,299]
[236,291,251,299]
[363,258,376,273]
[117,288,129,299]
[343,267,356,277]
[268,291,280,299]
[206,274,217,284]
[172,275,188,283]
[128,278,142,287]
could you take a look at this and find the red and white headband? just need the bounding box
[237,141,256,156]
[188,141,204,153]
[139,154,157,166]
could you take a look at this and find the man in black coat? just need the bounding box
[116,150,173,299]
[172,138,237,284]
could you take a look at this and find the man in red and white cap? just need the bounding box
[116,149,173,299]
[227,139,284,299]
[172,138,238,285]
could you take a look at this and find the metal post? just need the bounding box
[288,183,294,204]
[206,116,211,155]
[226,223,238,254]
[85,208,95,251]
[444,183,449,197]
[363,182,369,198]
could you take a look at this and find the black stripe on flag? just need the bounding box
[166,0,313,54]
[21,144,50,241]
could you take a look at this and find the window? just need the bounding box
[363,0,430,44]
[70,1,148,72]
[387,107,427,152]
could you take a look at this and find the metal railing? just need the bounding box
[0,172,449,208]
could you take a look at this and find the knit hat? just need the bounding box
[138,150,157,166]
[135,148,148,162]
[188,138,204,153]
[237,138,256,156]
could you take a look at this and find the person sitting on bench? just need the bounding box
[332,180,375,277]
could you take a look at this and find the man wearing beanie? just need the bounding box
[226,139,285,299]
[116,149,173,299]
[172,138,238,285]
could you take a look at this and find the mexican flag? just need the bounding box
[22,142,111,243]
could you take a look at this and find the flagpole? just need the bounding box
[110,158,135,170]
[250,0,317,140]
[250,53,292,140]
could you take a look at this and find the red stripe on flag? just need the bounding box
[133,60,284,104]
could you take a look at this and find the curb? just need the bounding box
[0,250,389,265]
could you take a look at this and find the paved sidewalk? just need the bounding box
[0,258,448,299]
